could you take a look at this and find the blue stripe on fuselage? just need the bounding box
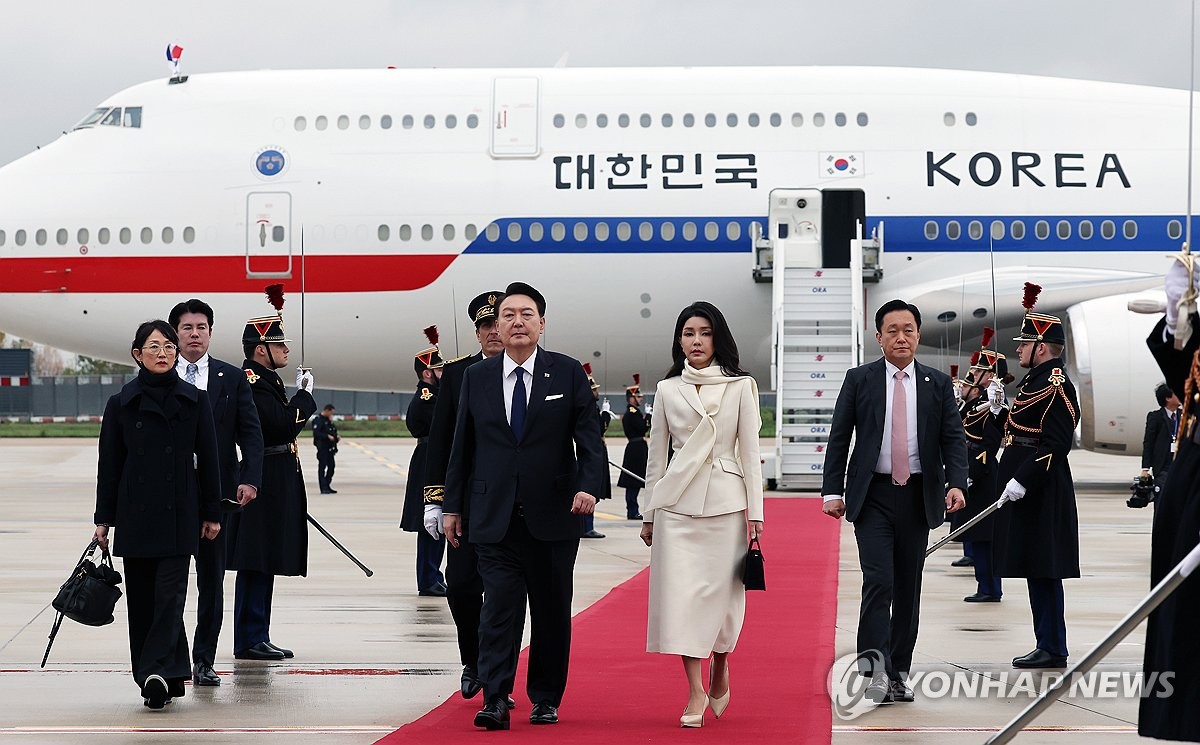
[460,215,1189,254]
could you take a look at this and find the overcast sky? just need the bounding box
[0,0,1196,166]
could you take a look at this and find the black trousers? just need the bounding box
[192,513,229,666]
[474,509,579,706]
[1027,578,1068,657]
[853,475,929,681]
[416,530,446,590]
[316,447,335,491]
[233,570,274,653]
[123,555,191,689]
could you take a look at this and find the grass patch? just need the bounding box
[0,422,101,437]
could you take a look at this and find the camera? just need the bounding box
[1127,473,1157,508]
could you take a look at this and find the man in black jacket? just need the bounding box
[312,404,339,494]
[422,291,510,702]
[821,299,968,704]
[444,282,605,730]
[224,313,316,662]
[1141,383,1179,482]
[170,299,265,687]
[402,338,445,596]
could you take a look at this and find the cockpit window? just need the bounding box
[75,108,109,129]
[73,106,142,131]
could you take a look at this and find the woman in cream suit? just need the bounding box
[639,301,764,728]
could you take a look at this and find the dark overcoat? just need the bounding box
[401,380,437,532]
[993,358,1080,579]
[950,393,1003,543]
[207,357,264,504]
[617,405,649,489]
[1139,316,1200,741]
[94,373,221,558]
[224,360,316,576]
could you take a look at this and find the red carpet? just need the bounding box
[375,500,840,743]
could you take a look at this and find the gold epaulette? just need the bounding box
[423,485,444,504]
[443,353,473,365]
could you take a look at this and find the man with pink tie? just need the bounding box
[820,299,968,705]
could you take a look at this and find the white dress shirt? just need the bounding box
[501,348,538,423]
[175,353,210,391]
[875,358,920,477]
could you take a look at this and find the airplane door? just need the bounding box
[246,192,293,278]
[490,77,540,158]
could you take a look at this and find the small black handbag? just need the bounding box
[743,537,766,591]
[41,539,123,668]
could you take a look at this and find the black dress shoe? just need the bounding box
[328,489,338,494]
[889,679,915,702]
[461,666,483,699]
[582,530,606,539]
[235,642,286,660]
[320,489,334,494]
[529,702,559,724]
[864,672,893,705]
[1012,648,1068,669]
[192,662,221,686]
[473,697,511,730]
[419,584,448,597]
[167,678,187,698]
[142,674,169,709]
[264,641,294,658]
[628,514,643,521]
[964,592,1002,603]
[951,556,975,567]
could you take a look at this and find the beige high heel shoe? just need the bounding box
[708,667,730,718]
[680,697,706,728]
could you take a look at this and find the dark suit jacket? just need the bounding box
[206,357,264,503]
[444,348,605,544]
[821,357,969,529]
[1142,407,1175,476]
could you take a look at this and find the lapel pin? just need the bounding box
[218,371,224,377]
[924,376,930,382]
[544,372,550,377]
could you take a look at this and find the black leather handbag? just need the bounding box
[743,537,766,591]
[41,539,123,667]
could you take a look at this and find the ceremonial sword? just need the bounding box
[925,495,1007,557]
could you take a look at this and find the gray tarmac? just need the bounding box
[0,440,1161,743]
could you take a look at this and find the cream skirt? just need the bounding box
[646,508,747,658]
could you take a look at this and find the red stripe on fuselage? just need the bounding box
[0,254,457,293]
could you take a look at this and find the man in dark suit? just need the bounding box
[170,299,264,687]
[1141,383,1179,481]
[443,282,605,730]
[821,299,968,705]
[312,404,339,493]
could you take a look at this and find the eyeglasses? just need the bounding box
[142,343,178,355]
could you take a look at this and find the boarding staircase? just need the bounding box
[752,189,882,490]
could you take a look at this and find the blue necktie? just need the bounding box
[511,367,527,440]
[185,363,198,385]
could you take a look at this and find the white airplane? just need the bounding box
[0,65,1185,453]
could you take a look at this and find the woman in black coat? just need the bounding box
[92,320,221,709]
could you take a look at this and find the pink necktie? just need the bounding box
[891,371,910,486]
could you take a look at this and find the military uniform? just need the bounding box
[225,314,316,657]
[312,411,338,493]
[421,292,519,698]
[618,375,649,520]
[1140,314,1200,740]
[403,335,446,594]
[993,307,1080,665]
[951,346,1009,601]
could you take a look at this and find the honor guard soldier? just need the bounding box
[401,326,448,596]
[1140,256,1200,741]
[993,283,1081,669]
[420,291,517,704]
[618,374,650,520]
[581,364,609,539]
[225,289,317,661]
[952,329,1011,603]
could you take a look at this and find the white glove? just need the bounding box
[966,477,973,489]
[643,403,653,415]
[1000,478,1026,503]
[1165,257,1191,330]
[423,504,444,539]
[295,369,315,392]
[987,379,1005,415]
[600,398,612,415]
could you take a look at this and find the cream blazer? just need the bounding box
[640,375,764,522]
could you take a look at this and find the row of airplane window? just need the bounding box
[0,226,195,247]
[291,111,982,133]
[73,106,143,130]
[376,219,751,243]
[924,217,1157,241]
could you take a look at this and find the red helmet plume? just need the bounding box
[970,350,981,365]
[582,362,593,375]
[1021,282,1042,311]
[950,364,959,378]
[423,325,438,345]
[265,284,285,312]
[980,326,995,349]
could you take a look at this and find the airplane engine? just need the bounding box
[1065,293,1167,456]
